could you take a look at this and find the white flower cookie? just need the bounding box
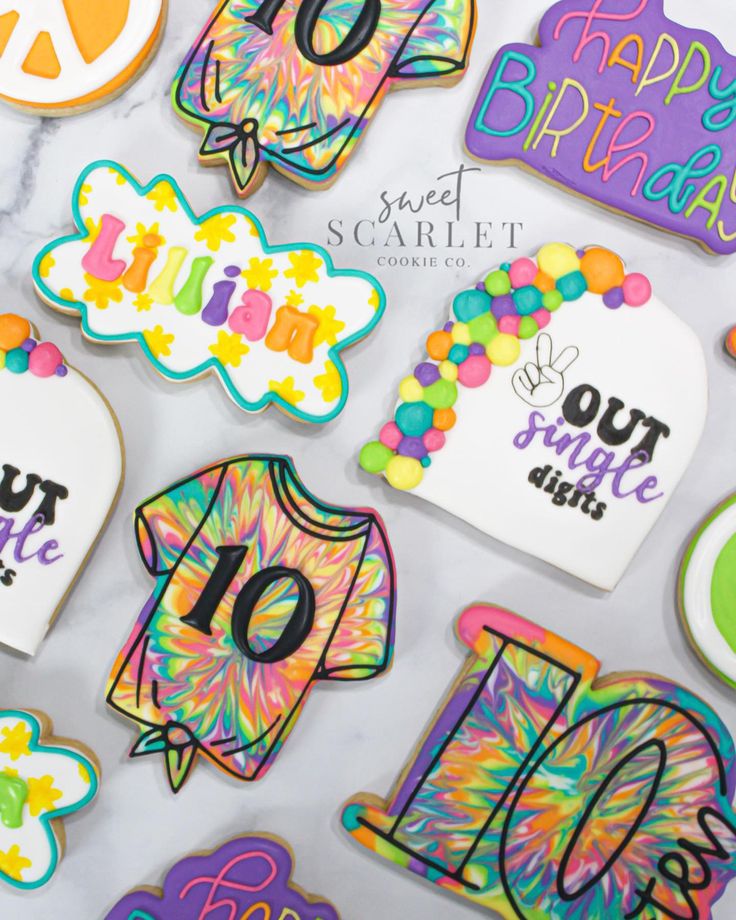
[0,710,98,890]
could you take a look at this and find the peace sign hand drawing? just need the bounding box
[512,334,579,407]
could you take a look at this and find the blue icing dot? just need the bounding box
[557,271,588,301]
[449,344,469,364]
[421,456,431,468]
[512,285,543,316]
[452,289,491,323]
[6,348,28,373]
[395,401,433,437]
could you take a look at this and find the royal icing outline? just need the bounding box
[0,1,166,112]
[105,834,340,919]
[0,709,98,891]
[680,493,736,690]
[343,603,736,919]
[173,0,477,196]
[33,161,385,424]
[359,243,706,590]
[0,312,123,655]
[465,0,736,254]
[107,454,396,792]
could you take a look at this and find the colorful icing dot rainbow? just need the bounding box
[0,315,67,379]
[360,243,651,491]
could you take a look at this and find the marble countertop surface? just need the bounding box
[1,0,736,917]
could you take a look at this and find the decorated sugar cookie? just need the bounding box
[360,244,706,590]
[466,0,736,254]
[0,1,167,115]
[0,313,123,655]
[680,493,736,690]
[343,603,736,919]
[173,0,477,197]
[0,709,98,890]
[726,327,736,360]
[33,161,384,423]
[107,454,396,792]
[106,835,339,919]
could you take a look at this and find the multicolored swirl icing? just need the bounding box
[107,455,396,792]
[343,605,736,919]
[173,0,476,195]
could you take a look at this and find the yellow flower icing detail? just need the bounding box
[84,216,103,243]
[82,273,123,310]
[195,214,237,252]
[284,250,322,287]
[78,763,90,784]
[146,183,178,213]
[369,289,381,310]
[38,253,55,279]
[269,376,305,406]
[314,362,342,402]
[127,222,165,248]
[307,304,345,347]
[243,257,278,292]
[78,183,92,206]
[0,723,31,760]
[285,290,304,307]
[59,288,75,302]
[27,775,63,817]
[143,326,175,359]
[209,331,249,367]
[0,845,31,881]
[134,294,153,312]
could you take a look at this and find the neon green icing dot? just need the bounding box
[484,270,511,296]
[518,316,539,339]
[468,313,497,345]
[423,379,458,409]
[359,442,393,475]
[0,773,28,829]
[711,532,736,653]
[543,289,564,311]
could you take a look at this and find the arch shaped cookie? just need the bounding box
[0,313,123,655]
[359,243,707,590]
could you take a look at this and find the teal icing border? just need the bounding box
[0,709,99,891]
[32,159,386,424]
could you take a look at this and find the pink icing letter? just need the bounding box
[82,213,127,282]
[228,290,273,341]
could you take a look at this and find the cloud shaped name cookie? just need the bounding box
[33,161,384,423]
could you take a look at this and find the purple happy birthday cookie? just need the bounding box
[466,0,736,254]
[105,836,340,920]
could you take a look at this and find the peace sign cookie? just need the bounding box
[0,0,167,115]
[359,243,707,590]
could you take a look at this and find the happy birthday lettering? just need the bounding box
[83,215,319,363]
[466,0,736,254]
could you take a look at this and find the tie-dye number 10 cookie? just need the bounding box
[344,605,736,919]
[173,0,477,196]
[33,161,384,423]
[0,710,98,891]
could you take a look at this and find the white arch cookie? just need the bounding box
[0,313,123,654]
[680,493,736,690]
[0,1,166,115]
[360,243,707,590]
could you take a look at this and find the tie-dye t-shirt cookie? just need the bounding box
[173,0,476,194]
[107,455,396,791]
